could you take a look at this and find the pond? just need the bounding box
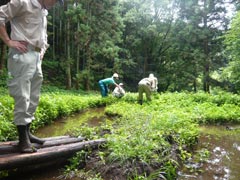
[177,125,240,180]
[36,107,107,138]
[7,107,108,180]
[8,108,240,180]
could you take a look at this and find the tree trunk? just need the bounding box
[66,18,72,89]
[202,0,210,93]
[203,59,210,93]
[0,41,6,71]
[52,6,56,60]
[75,22,81,90]
[193,79,197,92]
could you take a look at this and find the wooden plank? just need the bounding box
[0,138,106,170]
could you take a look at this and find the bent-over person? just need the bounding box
[138,76,155,105]
[98,73,120,97]
[112,83,125,98]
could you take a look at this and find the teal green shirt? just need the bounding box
[100,77,115,85]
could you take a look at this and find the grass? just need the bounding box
[1,87,240,179]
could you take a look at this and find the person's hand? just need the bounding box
[40,52,44,60]
[7,40,28,53]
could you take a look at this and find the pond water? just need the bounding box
[7,108,240,180]
[177,125,240,180]
[7,107,107,180]
[36,107,106,138]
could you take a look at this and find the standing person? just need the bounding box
[112,83,126,98]
[138,75,155,105]
[149,73,158,92]
[98,73,120,97]
[0,0,64,153]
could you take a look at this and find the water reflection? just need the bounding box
[178,125,240,180]
[13,110,240,180]
[233,143,240,151]
[36,107,106,138]
[18,107,107,180]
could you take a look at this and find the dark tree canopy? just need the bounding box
[0,0,239,93]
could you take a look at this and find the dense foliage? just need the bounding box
[1,0,240,93]
[63,90,240,179]
[0,86,112,141]
[1,0,240,178]
[2,87,240,179]
[223,11,240,92]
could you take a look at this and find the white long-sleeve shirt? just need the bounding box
[138,77,158,92]
[0,0,49,53]
[112,86,125,98]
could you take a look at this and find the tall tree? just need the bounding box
[223,11,240,92]
[62,0,124,90]
[6,0,234,93]
[119,0,162,90]
[173,0,231,92]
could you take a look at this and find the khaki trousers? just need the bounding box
[138,84,151,101]
[7,48,43,125]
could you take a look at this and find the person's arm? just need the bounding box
[119,87,125,94]
[112,78,120,88]
[40,11,49,60]
[0,1,28,53]
[149,79,155,91]
[114,83,120,87]
[155,78,158,91]
[0,25,10,45]
[0,25,28,53]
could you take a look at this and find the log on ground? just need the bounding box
[0,138,106,171]
[0,136,85,154]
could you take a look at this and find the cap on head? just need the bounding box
[149,73,155,79]
[58,0,64,5]
[113,73,119,78]
[119,83,124,86]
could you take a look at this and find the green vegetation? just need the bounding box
[1,87,240,179]
[1,0,240,178]
[0,86,113,141]
[2,1,240,93]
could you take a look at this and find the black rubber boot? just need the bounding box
[17,125,37,153]
[27,124,45,145]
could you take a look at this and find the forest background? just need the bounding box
[0,0,240,93]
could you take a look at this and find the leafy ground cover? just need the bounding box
[60,91,240,179]
[1,87,240,179]
[0,86,112,141]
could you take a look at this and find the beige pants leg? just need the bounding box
[7,48,43,126]
[138,84,151,101]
